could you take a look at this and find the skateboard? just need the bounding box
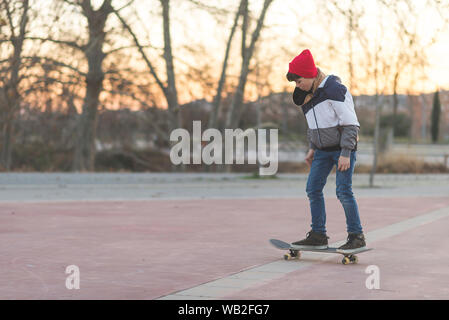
[269,239,373,265]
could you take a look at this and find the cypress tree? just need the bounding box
[431,90,441,143]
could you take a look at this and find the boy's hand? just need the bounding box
[338,155,350,171]
[305,149,315,167]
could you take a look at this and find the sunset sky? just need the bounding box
[7,0,449,107]
[157,0,449,96]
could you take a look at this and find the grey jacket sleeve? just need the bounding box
[340,125,359,157]
[307,128,318,151]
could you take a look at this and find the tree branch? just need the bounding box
[24,36,85,51]
[21,56,87,77]
[112,7,167,97]
[2,0,16,38]
[104,44,152,56]
[115,0,134,12]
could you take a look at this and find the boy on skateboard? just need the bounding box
[286,49,366,254]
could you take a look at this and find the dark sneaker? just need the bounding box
[291,230,329,250]
[337,233,366,254]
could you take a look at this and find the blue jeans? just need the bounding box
[306,149,363,234]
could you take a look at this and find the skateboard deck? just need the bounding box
[269,238,373,265]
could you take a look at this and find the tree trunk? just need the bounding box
[114,1,182,171]
[0,116,13,170]
[392,72,399,138]
[369,94,381,188]
[208,0,244,130]
[72,1,111,171]
[225,0,273,129]
[160,0,185,172]
[161,0,180,133]
[0,0,29,171]
[72,69,103,171]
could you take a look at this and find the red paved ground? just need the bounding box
[223,214,449,299]
[1,197,449,299]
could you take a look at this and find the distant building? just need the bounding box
[408,91,449,142]
[181,90,449,143]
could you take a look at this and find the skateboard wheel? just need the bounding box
[342,257,350,265]
[350,255,358,264]
[284,251,300,260]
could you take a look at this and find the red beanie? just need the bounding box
[288,49,318,78]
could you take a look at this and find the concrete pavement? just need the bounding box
[0,173,448,299]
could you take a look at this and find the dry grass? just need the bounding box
[3,144,448,174]
[355,152,448,174]
[275,153,449,174]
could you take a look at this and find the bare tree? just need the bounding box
[208,0,245,130]
[113,0,181,136]
[380,0,445,138]
[368,0,446,186]
[70,0,114,171]
[0,0,30,170]
[322,0,365,96]
[322,0,444,186]
[369,48,382,187]
[28,0,135,171]
[225,0,274,129]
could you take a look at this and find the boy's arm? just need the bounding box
[339,125,359,157]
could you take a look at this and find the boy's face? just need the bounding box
[294,77,314,92]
